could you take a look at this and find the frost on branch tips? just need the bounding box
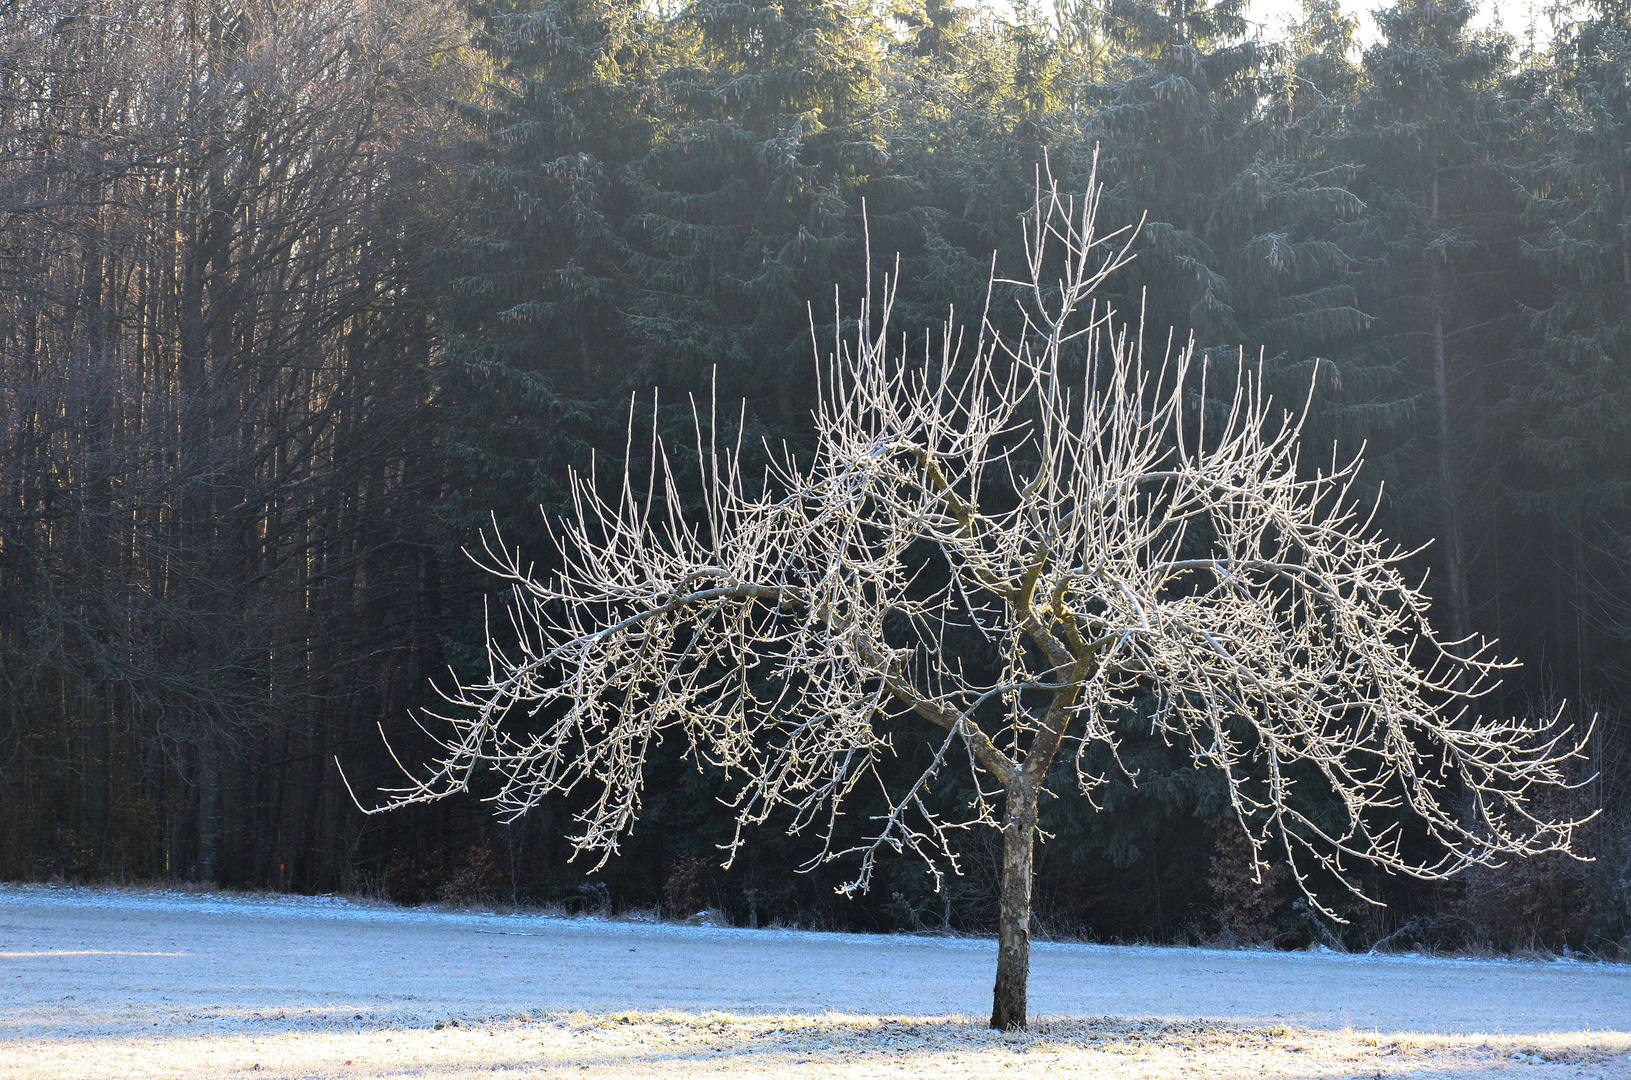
[352,163,1589,1029]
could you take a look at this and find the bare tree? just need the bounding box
[362,166,1589,1029]
[0,0,473,885]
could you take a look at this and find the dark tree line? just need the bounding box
[3,0,1630,953]
[0,0,471,886]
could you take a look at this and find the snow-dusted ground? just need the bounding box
[2,884,1625,1034]
[2,885,1629,1079]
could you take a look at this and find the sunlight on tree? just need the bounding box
[354,158,1590,1029]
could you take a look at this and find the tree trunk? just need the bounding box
[1431,309,1470,645]
[991,781,1039,1031]
[1427,172,1470,648]
[197,736,222,882]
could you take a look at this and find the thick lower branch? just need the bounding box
[853,634,1018,786]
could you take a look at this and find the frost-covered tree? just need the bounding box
[360,168,1587,1029]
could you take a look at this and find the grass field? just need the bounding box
[3,886,1627,1079]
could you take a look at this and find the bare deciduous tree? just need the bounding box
[362,167,1588,1029]
[0,0,473,885]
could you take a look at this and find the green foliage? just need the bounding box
[1511,16,1631,530]
[1498,5,1631,691]
[626,0,888,418]
[436,0,668,540]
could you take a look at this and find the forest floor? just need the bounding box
[2,885,1628,1080]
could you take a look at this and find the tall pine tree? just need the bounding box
[436,0,669,540]
[626,0,888,423]
[1506,6,1631,697]
[1338,0,1526,647]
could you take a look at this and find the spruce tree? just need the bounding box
[1505,6,1631,695]
[1083,0,1367,391]
[1337,0,1525,645]
[626,0,888,424]
[435,0,668,540]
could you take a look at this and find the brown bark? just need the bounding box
[990,779,1039,1031]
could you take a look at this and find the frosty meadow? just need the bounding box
[3,886,1630,1080]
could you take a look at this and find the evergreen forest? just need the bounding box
[5,0,1631,954]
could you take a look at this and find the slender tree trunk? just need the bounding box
[991,779,1039,1031]
[1431,308,1470,644]
[1428,173,1470,646]
[197,736,222,882]
[1572,534,1587,701]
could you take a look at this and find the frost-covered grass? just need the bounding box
[7,1010,1631,1080]
[2,885,1629,1079]
[0,881,1604,963]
